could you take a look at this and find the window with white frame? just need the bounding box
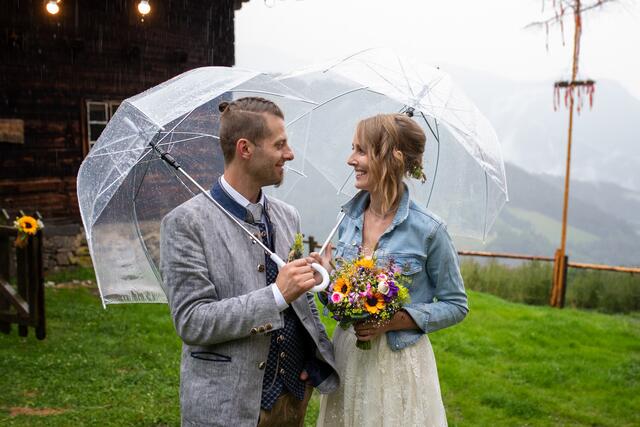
[86,100,120,149]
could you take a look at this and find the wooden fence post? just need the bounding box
[0,228,10,335]
[307,235,318,254]
[0,220,46,339]
[559,254,568,308]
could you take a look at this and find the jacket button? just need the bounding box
[258,326,266,333]
[279,352,286,359]
[277,335,284,344]
[250,327,258,335]
[279,368,285,376]
[258,361,266,370]
[257,264,265,272]
[265,323,273,330]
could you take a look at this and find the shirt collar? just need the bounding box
[220,175,265,208]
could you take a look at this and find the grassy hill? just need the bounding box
[1,286,638,426]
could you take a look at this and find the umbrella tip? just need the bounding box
[404,107,415,118]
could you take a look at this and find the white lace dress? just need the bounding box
[316,326,447,427]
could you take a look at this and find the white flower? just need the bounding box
[378,281,390,295]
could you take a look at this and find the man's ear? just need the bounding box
[236,138,253,160]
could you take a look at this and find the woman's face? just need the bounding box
[347,135,372,191]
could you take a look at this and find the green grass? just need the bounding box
[1,286,638,426]
[44,266,97,284]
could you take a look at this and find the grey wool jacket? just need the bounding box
[160,193,339,427]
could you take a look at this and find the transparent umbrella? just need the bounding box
[268,48,508,250]
[77,67,320,306]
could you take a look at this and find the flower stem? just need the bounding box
[356,339,371,350]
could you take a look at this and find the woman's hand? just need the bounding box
[354,310,419,341]
[353,319,390,342]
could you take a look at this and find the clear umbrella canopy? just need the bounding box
[77,67,314,306]
[270,49,508,244]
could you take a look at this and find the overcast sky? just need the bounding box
[235,0,640,100]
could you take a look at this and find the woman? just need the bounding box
[314,113,468,427]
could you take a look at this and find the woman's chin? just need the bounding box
[354,181,370,191]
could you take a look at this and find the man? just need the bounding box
[160,97,338,427]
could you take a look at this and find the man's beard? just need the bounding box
[253,164,284,188]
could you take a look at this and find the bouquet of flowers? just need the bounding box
[323,254,411,350]
[13,215,44,248]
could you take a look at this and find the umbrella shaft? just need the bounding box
[319,212,346,256]
[148,140,276,257]
[174,167,276,256]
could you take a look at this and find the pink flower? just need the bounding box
[331,292,344,303]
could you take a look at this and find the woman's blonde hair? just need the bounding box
[355,114,426,213]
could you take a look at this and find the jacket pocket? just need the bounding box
[190,351,232,362]
[393,255,424,275]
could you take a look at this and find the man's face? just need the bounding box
[249,113,293,187]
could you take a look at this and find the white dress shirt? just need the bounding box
[220,175,289,311]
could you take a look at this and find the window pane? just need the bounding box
[88,103,108,122]
[109,103,120,118]
[89,123,106,142]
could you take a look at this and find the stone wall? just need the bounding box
[43,223,92,272]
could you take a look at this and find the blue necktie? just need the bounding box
[253,207,309,410]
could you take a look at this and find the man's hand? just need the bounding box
[275,258,318,304]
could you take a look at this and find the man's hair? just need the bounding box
[217,97,284,163]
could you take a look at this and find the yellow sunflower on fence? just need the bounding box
[13,215,44,248]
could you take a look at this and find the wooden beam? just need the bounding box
[457,250,554,262]
[0,279,29,317]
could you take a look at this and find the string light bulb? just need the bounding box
[137,1,151,16]
[46,0,60,15]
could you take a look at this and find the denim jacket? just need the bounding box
[335,186,469,351]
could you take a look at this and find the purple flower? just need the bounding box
[387,281,399,298]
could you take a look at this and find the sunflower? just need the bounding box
[17,216,39,235]
[333,277,352,295]
[364,293,386,314]
[355,257,375,270]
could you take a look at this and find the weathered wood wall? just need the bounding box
[0,0,242,221]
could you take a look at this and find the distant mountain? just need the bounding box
[456,163,640,267]
[444,65,640,192]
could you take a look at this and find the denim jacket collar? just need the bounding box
[341,184,411,230]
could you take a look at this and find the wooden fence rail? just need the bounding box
[0,224,46,339]
[457,250,640,274]
[302,237,639,309]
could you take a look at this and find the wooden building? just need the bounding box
[0,0,249,219]
[0,0,248,269]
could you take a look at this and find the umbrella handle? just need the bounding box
[269,254,331,293]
